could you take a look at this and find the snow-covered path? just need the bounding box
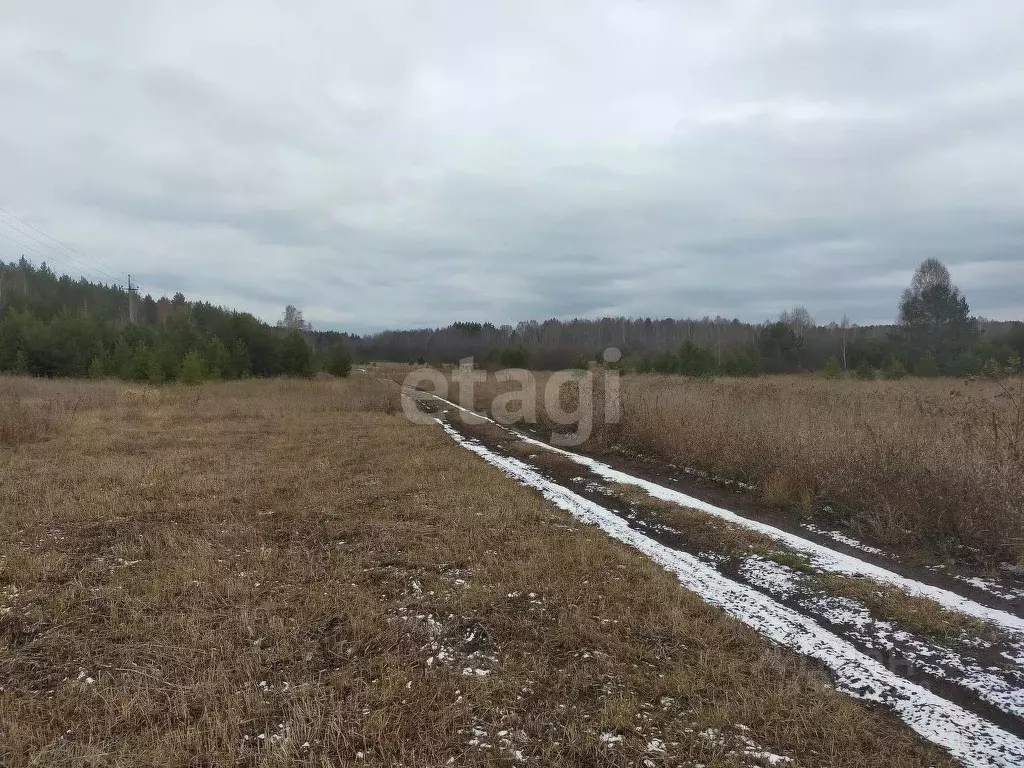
[426,402,1024,768]
[514,430,1024,635]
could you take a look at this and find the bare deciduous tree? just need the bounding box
[278,304,311,332]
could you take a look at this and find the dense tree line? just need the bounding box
[0,260,351,382]
[2,257,1020,381]
[349,260,1022,378]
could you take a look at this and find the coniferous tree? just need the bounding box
[325,343,353,377]
[278,330,313,377]
[895,259,979,372]
[179,350,207,384]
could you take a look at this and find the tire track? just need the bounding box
[418,395,1024,767]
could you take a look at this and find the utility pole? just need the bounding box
[127,274,138,325]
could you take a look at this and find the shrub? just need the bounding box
[855,364,876,381]
[326,344,353,377]
[11,350,28,375]
[496,346,528,369]
[205,338,231,380]
[676,341,718,377]
[127,346,155,382]
[229,339,251,378]
[88,355,107,379]
[279,330,314,377]
[915,356,940,377]
[721,350,760,377]
[179,350,207,385]
[883,358,908,380]
[822,357,842,379]
[146,353,164,385]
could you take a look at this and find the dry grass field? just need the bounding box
[415,366,1024,566]
[610,375,1024,565]
[0,375,956,767]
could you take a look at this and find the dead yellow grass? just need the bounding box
[611,374,1024,564]
[396,367,1024,562]
[0,375,124,448]
[761,470,814,511]
[0,377,955,766]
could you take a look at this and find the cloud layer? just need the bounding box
[1,1,1022,331]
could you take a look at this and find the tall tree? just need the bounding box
[896,259,978,370]
[278,329,313,377]
[278,305,311,331]
[779,306,815,338]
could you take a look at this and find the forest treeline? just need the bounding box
[1,256,1021,381]
[0,259,351,382]
[353,260,1023,378]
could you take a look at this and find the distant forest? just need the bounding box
[354,314,1022,377]
[352,259,1023,378]
[0,258,351,382]
[1,257,1022,381]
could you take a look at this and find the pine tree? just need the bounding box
[326,343,353,377]
[229,338,251,378]
[145,352,164,384]
[179,350,207,384]
[88,353,107,379]
[278,330,313,377]
[205,337,231,380]
[11,349,28,374]
[897,259,979,371]
[111,340,134,379]
[823,356,842,379]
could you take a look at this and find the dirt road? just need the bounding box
[411,390,1024,768]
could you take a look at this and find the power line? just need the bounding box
[0,206,127,279]
[0,217,124,284]
[0,229,124,288]
[0,215,122,280]
[0,210,157,298]
[0,209,162,299]
[0,232,121,288]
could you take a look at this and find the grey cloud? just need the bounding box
[0,0,1021,333]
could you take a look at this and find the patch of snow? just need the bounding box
[740,556,799,599]
[460,721,529,762]
[953,574,1024,602]
[645,737,666,753]
[733,725,795,766]
[801,523,887,557]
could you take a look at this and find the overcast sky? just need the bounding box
[1,1,1022,332]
